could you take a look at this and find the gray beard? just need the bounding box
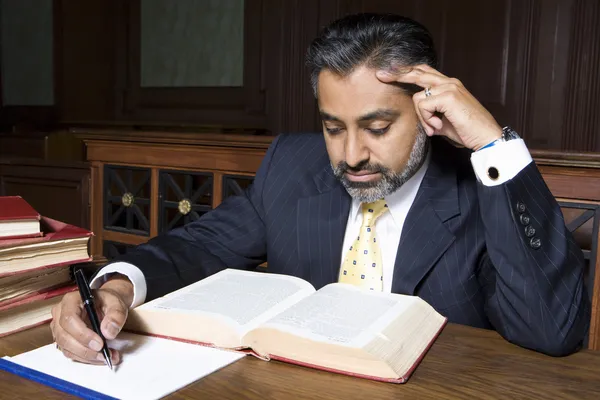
[332,124,429,203]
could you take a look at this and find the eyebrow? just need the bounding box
[357,109,400,122]
[319,109,400,123]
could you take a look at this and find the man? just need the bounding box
[51,13,589,366]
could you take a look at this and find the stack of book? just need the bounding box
[0,196,93,337]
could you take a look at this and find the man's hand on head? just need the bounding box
[50,275,134,365]
[376,64,502,151]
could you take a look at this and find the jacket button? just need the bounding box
[530,237,541,249]
[520,214,530,225]
[525,225,536,237]
[516,202,526,213]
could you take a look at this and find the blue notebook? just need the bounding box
[1,332,244,400]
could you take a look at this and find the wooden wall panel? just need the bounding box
[3,0,599,153]
[0,159,90,229]
[55,0,117,122]
[562,0,600,152]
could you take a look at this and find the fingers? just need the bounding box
[412,85,464,145]
[97,290,128,340]
[58,345,121,366]
[376,64,450,88]
[412,82,463,103]
[50,290,126,365]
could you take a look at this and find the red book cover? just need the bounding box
[0,196,40,222]
[0,216,93,250]
[0,196,42,239]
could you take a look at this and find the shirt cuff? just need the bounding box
[470,139,533,186]
[89,262,147,308]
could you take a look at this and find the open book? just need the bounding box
[125,269,447,383]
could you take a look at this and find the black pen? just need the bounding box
[74,268,113,370]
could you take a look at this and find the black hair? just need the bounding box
[306,13,438,97]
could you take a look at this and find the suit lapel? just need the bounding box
[297,165,351,290]
[391,138,461,295]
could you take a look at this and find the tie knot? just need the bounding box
[361,199,388,226]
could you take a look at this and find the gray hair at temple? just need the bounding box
[305,13,438,98]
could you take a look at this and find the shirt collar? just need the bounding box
[348,149,431,226]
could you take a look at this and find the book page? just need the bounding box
[4,332,244,400]
[140,269,316,332]
[254,283,417,347]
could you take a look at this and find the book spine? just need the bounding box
[0,358,118,400]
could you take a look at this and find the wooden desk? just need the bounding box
[1,324,600,399]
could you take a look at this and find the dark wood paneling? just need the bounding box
[55,0,118,122]
[0,159,90,229]
[562,0,600,152]
[524,0,573,150]
[265,0,322,133]
[3,0,596,152]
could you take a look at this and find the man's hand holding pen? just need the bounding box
[50,271,134,367]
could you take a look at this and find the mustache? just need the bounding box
[334,160,387,174]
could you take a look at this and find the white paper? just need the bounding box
[7,332,244,400]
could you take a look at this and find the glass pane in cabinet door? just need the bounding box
[103,241,137,260]
[140,0,244,87]
[0,0,54,105]
[159,170,213,233]
[104,166,152,236]
[222,174,254,200]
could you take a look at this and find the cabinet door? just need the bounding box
[104,165,152,236]
[158,169,213,233]
[222,174,255,200]
[116,0,266,128]
[103,240,136,260]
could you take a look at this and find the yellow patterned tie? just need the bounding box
[338,199,389,291]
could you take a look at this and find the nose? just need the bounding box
[344,131,369,168]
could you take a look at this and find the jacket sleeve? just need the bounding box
[476,162,590,356]
[98,135,283,302]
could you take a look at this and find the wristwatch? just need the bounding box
[478,126,520,151]
[501,126,520,141]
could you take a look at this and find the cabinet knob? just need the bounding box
[121,192,134,207]
[178,198,192,215]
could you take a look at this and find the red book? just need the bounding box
[0,196,42,239]
[0,217,93,278]
[0,285,77,338]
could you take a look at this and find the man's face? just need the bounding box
[317,66,428,202]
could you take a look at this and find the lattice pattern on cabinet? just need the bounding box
[159,170,213,232]
[222,174,254,200]
[103,240,136,260]
[104,165,151,235]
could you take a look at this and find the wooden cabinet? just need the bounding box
[0,158,90,229]
[76,128,272,259]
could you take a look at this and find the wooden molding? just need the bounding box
[532,149,600,169]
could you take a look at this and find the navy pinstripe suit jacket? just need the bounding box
[113,133,590,356]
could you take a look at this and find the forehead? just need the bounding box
[317,66,413,117]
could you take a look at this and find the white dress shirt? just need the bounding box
[341,149,430,292]
[91,139,533,308]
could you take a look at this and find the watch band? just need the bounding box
[478,126,520,151]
